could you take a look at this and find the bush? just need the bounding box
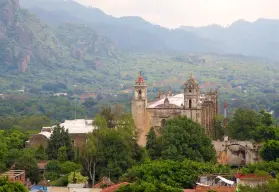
[61,161,82,174]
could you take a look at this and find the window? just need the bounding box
[189,89,192,93]
[189,99,192,108]
[138,90,142,98]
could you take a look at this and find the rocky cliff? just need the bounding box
[0,0,116,72]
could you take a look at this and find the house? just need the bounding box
[235,174,271,187]
[0,170,26,185]
[26,119,96,149]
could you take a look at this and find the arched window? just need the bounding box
[161,119,166,127]
[189,99,192,108]
[138,90,142,98]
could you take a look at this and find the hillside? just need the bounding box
[19,0,223,53]
[0,0,116,72]
[20,0,279,61]
[0,0,63,72]
[181,19,279,61]
[0,0,121,93]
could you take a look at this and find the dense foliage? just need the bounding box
[47,125,74,161]
[0,178,28,192]
[146,116,216,162]
[228,109,278,141]
[81,107,145,186]
[117,159,231,191]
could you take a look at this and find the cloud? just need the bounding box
[77,0,279,28]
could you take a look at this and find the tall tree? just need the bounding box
[81,131,99,187]
[47,125,74,160]
[260,140,279,161]
[35,144,48,161]
[82,112,142,184]
[228,108,261,140]
[58,146,67,162]
[259,110,274,127]
[146,127,158,160]
[14,152,40,184]
[212,115,225,140]
[157,116,216,162]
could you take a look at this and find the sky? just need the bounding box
[76,0,279,28]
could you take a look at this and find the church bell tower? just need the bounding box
[131,72,147,146]
[184,75,201,109]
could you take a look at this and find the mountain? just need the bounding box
[0,0,63,72]
[0,0,116,72]
[19,0,223,53]
[181,19,279,60]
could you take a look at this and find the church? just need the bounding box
[131,74,219,146]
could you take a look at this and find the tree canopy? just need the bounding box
[47,125,74,161]
[118,159,230,191]
[0,178,28,192]
[147,116,216,162]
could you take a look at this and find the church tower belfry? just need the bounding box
[131,72,148,146]
[184,75,201,109]
[133,71,147,102]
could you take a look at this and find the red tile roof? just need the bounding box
[184,190,195,192]
[136,76,144,83]
[101,182,129,192]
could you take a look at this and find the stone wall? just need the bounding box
[213,140,262,166]
[26,134,48,148]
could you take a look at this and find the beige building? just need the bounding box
[26,119,96,149]
[131,74,218,146]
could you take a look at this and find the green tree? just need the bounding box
[61,161,82,174]
[146,127,158,160]
[119,159,230,190]
[35,144,48,160]
[68,172,88,184]
[252,125,279,142]
[228,108,261,140]
[260,140,279,161]
[100,107,115,128]
[58,146,67,162]
[259,110,274,127]
[14,153,40,184]
[212,115,225,140]
[47,125,74,160]
[4,149,21,168]
[0,142,7,172]
[19,116,51,131]
[81,131,99,187]
[82,113,142,184]
[157,116,216,162]
[0,177,28,192]
[0,128,28,150]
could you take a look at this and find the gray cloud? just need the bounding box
[77,0,279,27]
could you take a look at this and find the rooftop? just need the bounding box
[38,119,96,138]
[148,93,207,108]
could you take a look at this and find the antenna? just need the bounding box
[74,99,77,119]
[224,100,227,128]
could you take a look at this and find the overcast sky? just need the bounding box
[76,0,279,28]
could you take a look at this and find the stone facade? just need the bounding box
[132,74,218,146]
[213,140,262,166]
